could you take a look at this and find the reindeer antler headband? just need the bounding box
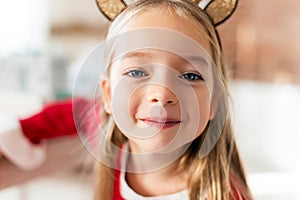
[96,0,238,26]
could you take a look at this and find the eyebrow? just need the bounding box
[185,55,209,67]
[121,51,153,60]
[121,51,209,67]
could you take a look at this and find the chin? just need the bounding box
[129,135,175,153]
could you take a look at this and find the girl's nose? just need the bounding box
[146,85,178,106]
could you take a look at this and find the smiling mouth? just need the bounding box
[140,118,181,129]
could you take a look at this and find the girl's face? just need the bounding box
[101,9,214,153]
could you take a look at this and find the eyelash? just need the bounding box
[123,69,204,81]
[123,68,148,78]
[179,72,204,81]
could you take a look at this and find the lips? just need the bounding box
[140,118,181,129]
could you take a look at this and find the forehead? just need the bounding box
[119,49,209,67]
[119,7,212,56]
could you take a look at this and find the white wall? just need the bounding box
[49,0,108,27]
[0,0,49,55]
[230,81,300,199]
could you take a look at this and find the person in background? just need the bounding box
[0,98,88,170]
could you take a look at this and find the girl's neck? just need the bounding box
[126,159,188,197]
[125,145,189,197]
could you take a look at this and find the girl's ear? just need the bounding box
[100,77,112,114]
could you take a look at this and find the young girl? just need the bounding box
[77,0,253,199]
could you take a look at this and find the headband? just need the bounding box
[96,0,238,26]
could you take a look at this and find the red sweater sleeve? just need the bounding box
[19,98,88,144]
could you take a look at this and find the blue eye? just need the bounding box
[180,72,204,81]
[124,69,147,78]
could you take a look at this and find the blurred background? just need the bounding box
[0,0,299,199]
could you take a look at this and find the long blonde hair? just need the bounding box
[94,0,253,199]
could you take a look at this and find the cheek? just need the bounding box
[113,84,145,123]
[199,94,211,117]
[128,93,141,121]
